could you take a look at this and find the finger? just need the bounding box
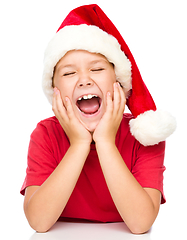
[52,90,57,113]
[53,88,69,122]
[118,83,126,114]
[105,91,113,117]
[113,82,121,116]
[52,89,60,117]
[64,97,76,120]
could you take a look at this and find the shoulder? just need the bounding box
[37,116,60,128]
[116,113,136,148]
[33,116,60,132]
[122,113,134,122]
[117,113,134,137]
[29,116,69,158]
[30,116,64,142]
[117,113,165,154]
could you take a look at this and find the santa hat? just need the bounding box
[42,4,176,146]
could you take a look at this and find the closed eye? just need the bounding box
[63,72,76,77]
[91,68,105,72]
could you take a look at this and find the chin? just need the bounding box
[83,122,98,133]
[75,108,104,133]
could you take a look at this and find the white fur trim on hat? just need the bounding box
[129,109,177,146]
[42,24,132,104]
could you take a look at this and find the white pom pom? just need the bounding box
[129,109,177,146]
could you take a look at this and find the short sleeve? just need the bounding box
[20,122,58,195]
[132,141,166,204]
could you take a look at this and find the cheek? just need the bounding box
[102,81,115,101]
[107,74,116,98]
[55,80,73,100]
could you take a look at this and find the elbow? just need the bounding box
[28,220,52,233]
[25,212,53,233]
[122,211,157,234]
[128,222,152,235]
[123,217,153,235]
[130,226,150,235]
[24,207,54,233]
[35,227,50,234]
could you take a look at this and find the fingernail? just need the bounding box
[118,82,123,88]
[114,82,118,88]
[54,88,59,95]
[117,82,120,87]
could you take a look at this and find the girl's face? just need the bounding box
[53,50,116,132]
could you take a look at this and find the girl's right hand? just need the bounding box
[52,87,92,146]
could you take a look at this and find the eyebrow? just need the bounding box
[56,64,76,73]
[89,59,108,65]
[57,59,109,72]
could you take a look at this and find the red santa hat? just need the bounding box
[42,4,176,146]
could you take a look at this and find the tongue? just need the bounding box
[78,98,100,114]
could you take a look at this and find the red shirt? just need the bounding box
[20,114,166,223]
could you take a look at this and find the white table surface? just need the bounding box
[29,221,151,240]
[3,203,185,240]
[28,216,185,240]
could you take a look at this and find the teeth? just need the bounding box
[78,94,97,101]
[87,94,93,99]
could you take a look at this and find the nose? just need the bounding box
[77,73,94,88]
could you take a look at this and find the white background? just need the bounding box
[1,0,186,239]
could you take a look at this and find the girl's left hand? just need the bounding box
[93,82,126,144]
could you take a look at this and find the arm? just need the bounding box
[24,89,92,233]
[95,142,161,234]
[93,83,161,234]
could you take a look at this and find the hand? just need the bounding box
[52,88,92,146]
[93,82,126,144]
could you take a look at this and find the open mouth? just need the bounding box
[76,94,102,115]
